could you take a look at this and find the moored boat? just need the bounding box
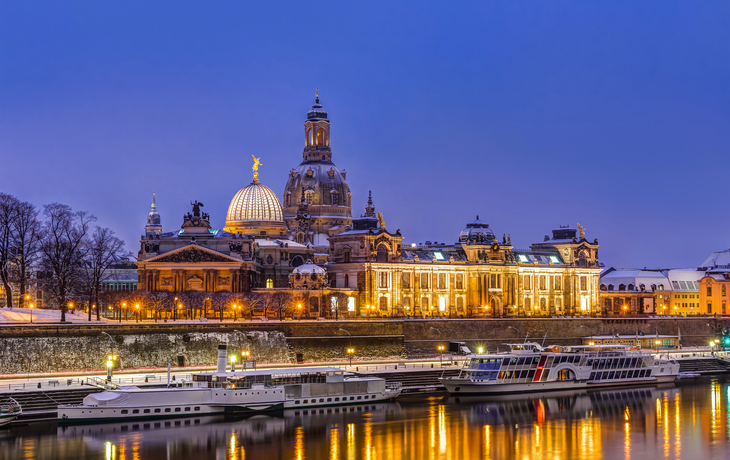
[439,342,679,395]
[0,398,21,427]
[58,343,401,424]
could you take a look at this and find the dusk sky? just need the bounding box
[2,2,729,268]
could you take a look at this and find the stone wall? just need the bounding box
[0,318,724,373]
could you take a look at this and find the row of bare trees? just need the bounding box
[0,193,127,321]
[98,290,352,321]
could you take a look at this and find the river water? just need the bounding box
[2,377,730,460]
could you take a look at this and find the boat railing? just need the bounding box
[86,377,119,390]
[385,382,402,392]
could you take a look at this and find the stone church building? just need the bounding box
[136,95,602,318]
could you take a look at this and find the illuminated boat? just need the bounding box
[0,398,21,427]
[58,344,401,424]
[439,342,679,395]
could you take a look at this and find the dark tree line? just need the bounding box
[0,193,127,321]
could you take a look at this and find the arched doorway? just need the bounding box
[377,244,388,263]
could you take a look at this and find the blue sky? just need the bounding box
[1,2,729,268]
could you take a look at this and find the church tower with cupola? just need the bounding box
[283,90,353,248]
[145,192,163,236]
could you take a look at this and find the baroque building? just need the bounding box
[134,93,603,319]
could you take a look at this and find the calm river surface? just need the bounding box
[2,377,730,460]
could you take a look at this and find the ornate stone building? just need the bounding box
[282,92,352,248]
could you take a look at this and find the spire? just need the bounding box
[363,191,376,218]
[145,191,163,236]
[315,86,319,104]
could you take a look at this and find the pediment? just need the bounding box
[144,245,241,264]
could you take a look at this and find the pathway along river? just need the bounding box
[2,377,730,460]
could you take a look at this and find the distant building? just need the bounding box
[698,249,730,315]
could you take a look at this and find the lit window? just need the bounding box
[549,256,560,264]
[433,252,444,260]
[518,254,529,263]
[347,297,355,312]
[439,296,446,312]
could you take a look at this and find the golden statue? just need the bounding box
[377,211,385,229]
[252,155,262,171]
[577,223,585,239]
[252,155,262,182]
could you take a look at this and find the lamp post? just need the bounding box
[346,347,355,366]
[29,303,34,324]
[241,350,250,370]
[106,354,118,382]
[579,325,595,345]
[438,344,445,366]
[230,355,236,372]
[297,304,302,321]
[121,302,126,323]
[135,304,140,323]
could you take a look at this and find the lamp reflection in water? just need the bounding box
[347,423,356,460]
[295,425,305,460]
[329,426,339,460]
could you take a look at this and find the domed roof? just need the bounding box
[224,178,286,234]
[283,162,351,216]
[458,215,496,243]
[292,259,327,276]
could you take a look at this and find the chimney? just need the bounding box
[217,343,227,373]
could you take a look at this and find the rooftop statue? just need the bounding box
[577,223,586,239]
[190,200,204,218]
[252,155,262,171]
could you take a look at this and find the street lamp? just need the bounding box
[297,304,302,321]
[346,347,355,366]
[437,344,445,366]
[230,355,236,372]
[29,304,34,324]
[579,325,595,345]
[135,304,140,323]
[477,346,484,354]
[106,354,118,382]
[121,302,126,323]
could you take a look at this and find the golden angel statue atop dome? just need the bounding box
[252,155,262,171]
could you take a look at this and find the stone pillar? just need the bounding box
[138,269,146,291]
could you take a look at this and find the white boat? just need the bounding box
[439,342,679,395]
[58,343,401,424]
[0,398,21,427]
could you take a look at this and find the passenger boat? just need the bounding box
[0,398,21,427]
[58,344,401,424]
[440,342,679,395]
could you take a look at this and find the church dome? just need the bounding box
[458,216,496,244]
[224,173,287,236]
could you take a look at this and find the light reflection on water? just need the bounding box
[2,378,730,460]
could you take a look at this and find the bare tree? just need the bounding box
[81,227,126,320]
[10,200,42,308]
[210,292,233,322]
[0,193,19,308]
[183,291,206,320]
[270,291,293,321]
[328,292,350,320]
[257,292,275,319]
[146,290,169,322]
[39,203,95,322]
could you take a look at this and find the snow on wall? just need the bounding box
[0,330,291,374]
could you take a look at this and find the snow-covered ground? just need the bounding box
[0,308,114,323]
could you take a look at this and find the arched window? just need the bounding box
[619,284,626,291]
[296,233,304,244]
[344,274,349,288]
[658,284,664,290]
[608,284,614,291]
[266,278,273,288]
[377,245,388,263]
[379,296,388,311]
[304,190,313,204]
[317,128,325,145]
[291,255,304,267]
[578,252,587,267]
[307,128,313,146]
[600,284,607,291]
[628,283,635,291]
[343,247,351,263]
[285,192,291,207]
[331,190,339,206]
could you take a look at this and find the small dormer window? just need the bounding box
[433,252,445,261]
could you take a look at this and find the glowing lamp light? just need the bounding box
[655,340,661,345]
[477,347,484,354]
[106,360,113,368]
[230,355,236,363]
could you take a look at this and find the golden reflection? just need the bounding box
[663,393,670,458]
[624,422,631,460]
[483,425,491,460]
[348,423,356,460]
[438,404,447,454]
[295,425,304,460]
[330,426,339,460]
[675,392,681,458]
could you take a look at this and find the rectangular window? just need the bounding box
[456,273,463,290]
[539,275,546,291]
[402,273,411,289]
[708,303,712,314]
[580,276,587,291]
[379,272,388,288]
[723,286,726,297]
[438,273,446,289]
[490,274,496,288]
[524,275,531,290]
[708,286,712,296]
[497,274,502,289]
[554,276,562,290]
[420,273,429,289]
[403,297,411,308]
[343,251,351,263]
